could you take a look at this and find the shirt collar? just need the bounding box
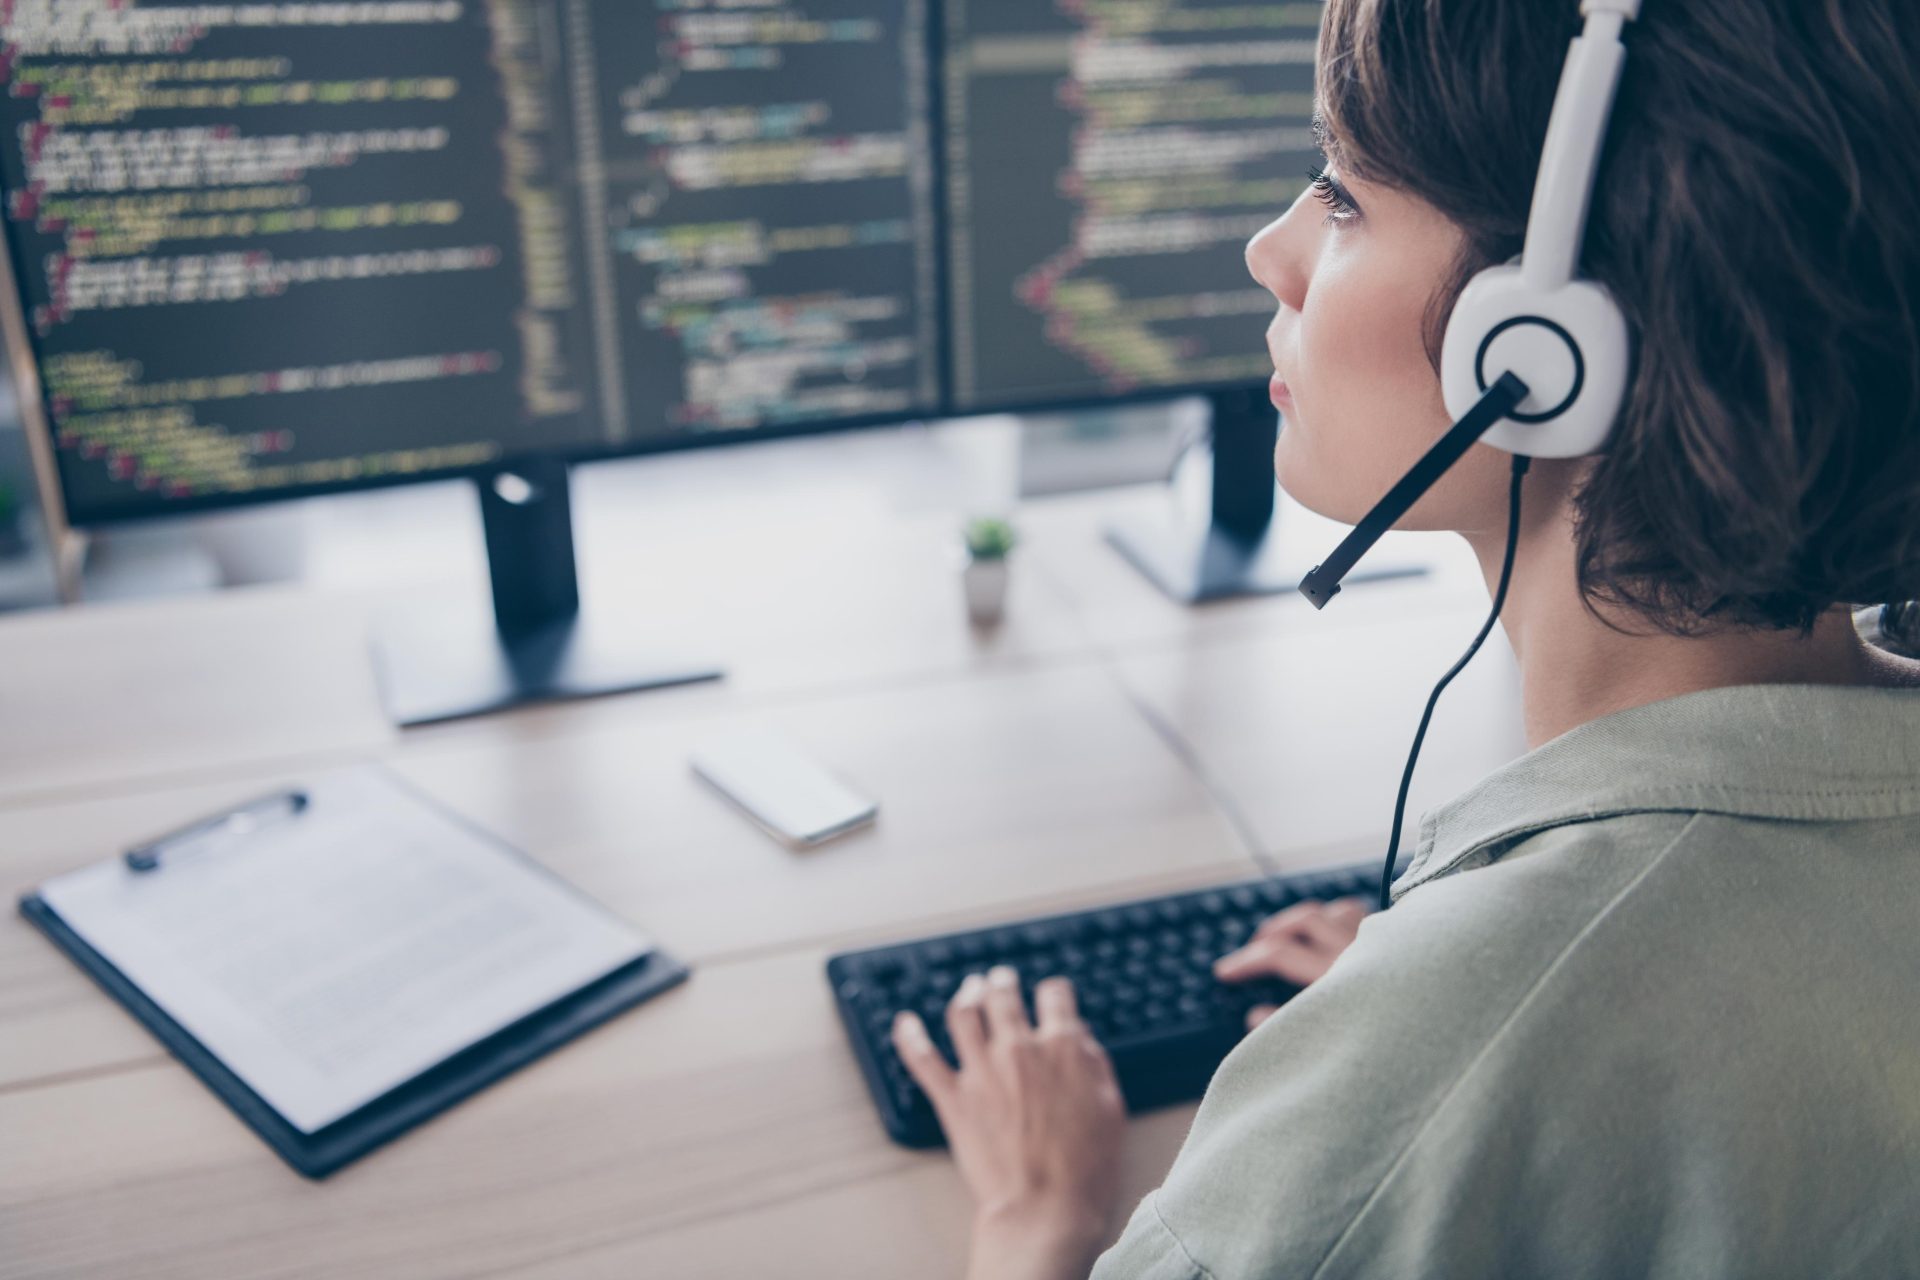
[1395,682,1920,902]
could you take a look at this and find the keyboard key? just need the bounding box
[1257,880,1296,909]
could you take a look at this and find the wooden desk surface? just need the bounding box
[0,465,1526,1279]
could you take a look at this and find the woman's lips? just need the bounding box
[1269,372,1293,411]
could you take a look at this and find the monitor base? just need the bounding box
[1105,506,1427,604]
[370,460,724,727]
[372,606,722,728]
[1107,387,1429,604]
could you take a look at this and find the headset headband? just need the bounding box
[1523,0,1644,292]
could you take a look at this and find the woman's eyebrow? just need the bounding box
[1310,109,1336,157]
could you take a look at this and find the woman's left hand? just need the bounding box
[891,964,1127,1280]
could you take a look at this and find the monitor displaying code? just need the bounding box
[565,0,941,438]
[0,0,1315,521]
[0,0,941,518]
[944,0,1320,411]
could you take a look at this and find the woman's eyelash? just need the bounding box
[1306,164,1359,224]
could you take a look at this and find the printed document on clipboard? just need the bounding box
[31,766,653,1136]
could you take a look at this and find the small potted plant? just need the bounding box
[962,515,1018,626]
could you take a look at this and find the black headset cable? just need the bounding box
[1377,452,1531,909]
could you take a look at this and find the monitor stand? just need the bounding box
[1104,387,1427,603]
[370,458,723,727]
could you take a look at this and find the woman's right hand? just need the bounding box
[1211,897,1369,1032]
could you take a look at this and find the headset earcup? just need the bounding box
[1441,265,1630,457]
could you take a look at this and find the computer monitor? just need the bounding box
[0,0,1328,722]
[941,0,1333,599]
[944,0,1312,412]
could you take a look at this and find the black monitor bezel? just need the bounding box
[0,0,1283,532]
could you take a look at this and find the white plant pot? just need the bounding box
[962,557,1010,625]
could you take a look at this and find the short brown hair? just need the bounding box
[1317,0,1920,634]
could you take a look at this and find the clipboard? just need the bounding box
[17,768,690,1179]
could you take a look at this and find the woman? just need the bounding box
[889,1,1920,1276]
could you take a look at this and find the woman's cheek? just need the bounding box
[1273,391,1375,525]
[1271,321,1395,522]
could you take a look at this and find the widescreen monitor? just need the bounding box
[0,0,1323,717]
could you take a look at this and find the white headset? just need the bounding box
[1310,0,1649,911]
[1439,0,1642,458]
[1300,0,1642,608]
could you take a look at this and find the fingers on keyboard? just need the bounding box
[946,973,989,1062]
[982,964,1027,1035]
[1251,899,1325,940]
[1214,929,1333,986]
[1034,975,1078,1030]
[890,1012,955,1102]
[1253,897,1364,943]
[1324,897,1369,927]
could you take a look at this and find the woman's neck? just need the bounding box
[1462,464,1920,751]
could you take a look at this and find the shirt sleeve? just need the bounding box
[1090,1189,1213,1280]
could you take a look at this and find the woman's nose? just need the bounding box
[1244,193,1314,312]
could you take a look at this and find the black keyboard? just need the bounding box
[826,861,1380,1147]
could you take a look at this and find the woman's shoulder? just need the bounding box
[1143,807,1920,1278]
[1126,819,1688,1278]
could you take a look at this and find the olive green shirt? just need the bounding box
[1091,680,1920,1279]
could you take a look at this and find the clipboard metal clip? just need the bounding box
[124,789,310,873]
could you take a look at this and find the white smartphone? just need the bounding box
[689,728,878,848]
